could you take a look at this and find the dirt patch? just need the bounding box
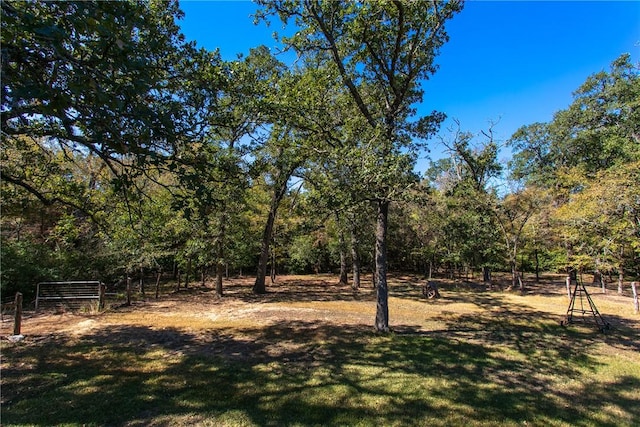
[2,273,637,343]
[0,275,373,339]
[1,311,102,337]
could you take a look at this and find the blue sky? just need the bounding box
[177,1,640,170]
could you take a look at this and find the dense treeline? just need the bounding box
[1,1,638,329]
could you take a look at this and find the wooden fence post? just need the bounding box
[13,292,23,336]
[566,276,572,300]
[99,283,106,310]
[632,282,639,314]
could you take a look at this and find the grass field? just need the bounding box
[2,274,639,426]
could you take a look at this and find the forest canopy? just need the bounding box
[1,1,638,329]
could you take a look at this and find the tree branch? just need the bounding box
[306,0,377,129]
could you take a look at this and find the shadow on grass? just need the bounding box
[3,314,639,426]
[234,278,376,305]
[160,277,377,307]
[162,273,572,307]
[220,273,483,305]
[426,290,640,354]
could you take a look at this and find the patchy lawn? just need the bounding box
[2,274,639,426]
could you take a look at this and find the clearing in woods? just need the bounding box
[2,274,639,426]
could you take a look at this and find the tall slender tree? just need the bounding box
[257,0,462,330]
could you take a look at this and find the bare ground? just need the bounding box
[2,273,637,347]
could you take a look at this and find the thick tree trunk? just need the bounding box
[270,247,277,283]
[517,271,524,293]
[534,249,540,283]
[13,292,22,335]
[254,172,291,294]
[483,266,491,286]
[254,212,275,294]
[593,270,602,286]
[374,200,390,332]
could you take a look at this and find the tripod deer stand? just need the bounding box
[561,277,610,332]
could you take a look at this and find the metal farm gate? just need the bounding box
[36,281,105,312]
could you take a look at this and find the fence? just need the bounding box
[36,281,105,312]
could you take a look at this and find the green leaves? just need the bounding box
[507,54,640,275]
[257,0,463,189]
[554,161,640,272]
[509,54,640,185]
[1,0,189,167]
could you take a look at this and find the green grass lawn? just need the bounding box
[2,275,639,426]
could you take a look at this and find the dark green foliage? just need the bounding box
[1,0,186,161]
[0,210,116,300]
[1,238,53,300]
[509,54,640,186]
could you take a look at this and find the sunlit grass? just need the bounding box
[2,274,639,426]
